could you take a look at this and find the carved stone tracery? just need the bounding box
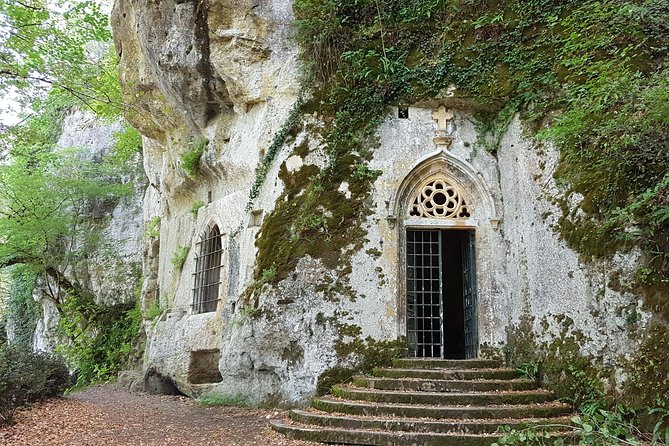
[409,178,471,219]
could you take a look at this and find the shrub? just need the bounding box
[179,136,207,179]
[171,246,189,271]
[57,297,142,387]
[0,345,70,424]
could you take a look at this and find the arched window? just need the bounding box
[192,224,222,313]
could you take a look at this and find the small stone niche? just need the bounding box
[188,349,223,384]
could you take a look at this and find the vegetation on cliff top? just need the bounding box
[283,0,669,312]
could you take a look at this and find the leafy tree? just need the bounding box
[0,0,143,385]
[0,95,133,307]
[0,0,121,115]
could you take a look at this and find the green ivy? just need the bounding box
[6,265,41,349]
[246,93,306,212]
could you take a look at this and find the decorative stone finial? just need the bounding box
[432,105,455,147]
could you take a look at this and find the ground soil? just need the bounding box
[0,384,321,446]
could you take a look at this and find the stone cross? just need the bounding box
[433,105,454,133]
[432,105,455,147]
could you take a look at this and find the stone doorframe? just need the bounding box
[387,149,500,348]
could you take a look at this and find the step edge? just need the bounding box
[291,409,574,426]
[334,384,553,397]
[314,396,572,410]
[272,420,506,438]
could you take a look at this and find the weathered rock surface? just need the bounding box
[110,0,649,406]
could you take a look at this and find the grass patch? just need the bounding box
[198,393,252,407]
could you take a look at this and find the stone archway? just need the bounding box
[390,149,499,359]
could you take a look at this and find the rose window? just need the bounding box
[409,179,471,219]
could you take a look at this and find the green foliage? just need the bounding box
[0,0,122,113]
[109,123,143,167]
[0,0,145,398]
[0,344,70,424]
[290,0,669,308]
[260,266,277,283]
[144,301,161,320]
[179,137,207,179]
[190,201,205,218]
[57,296,141,386]
[493,403,668,446]
[351,163,381,181]
[0,93,134,277]
[6,265,41,349]
[198,393,251,407]
[171,246,189,271]
[145,216,161,239]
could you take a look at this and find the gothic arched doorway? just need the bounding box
[391,149,498,360]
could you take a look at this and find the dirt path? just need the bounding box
[0,384,320,446]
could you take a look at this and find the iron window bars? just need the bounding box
[192,225,222,314]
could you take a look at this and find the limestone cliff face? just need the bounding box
[32,110,144,352]
[112,0,648,405]
[111,0,318,404]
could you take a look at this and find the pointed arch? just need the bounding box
[391,149,497,226]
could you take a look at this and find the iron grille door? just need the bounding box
[406,230,443,358]
[462,231,478,359]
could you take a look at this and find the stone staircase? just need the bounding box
[271,358,572,445]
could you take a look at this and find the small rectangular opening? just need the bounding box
[188,349,223,384]
[398,106,409,119]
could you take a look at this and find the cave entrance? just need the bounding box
[406,229,477,359]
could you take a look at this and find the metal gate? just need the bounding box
[406,229,478,358]
[406,230,443,358]
[462,231,478,359]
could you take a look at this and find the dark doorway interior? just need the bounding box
[441,230,466,359]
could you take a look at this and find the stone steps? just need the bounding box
[289,410,573,434]
[311,396,571,419]
[353,376,538,392]
[393,358,502,369]
[271,421,504,446]
[332,385,555,405]
[373,367,520,380]
[271,358,572,445]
